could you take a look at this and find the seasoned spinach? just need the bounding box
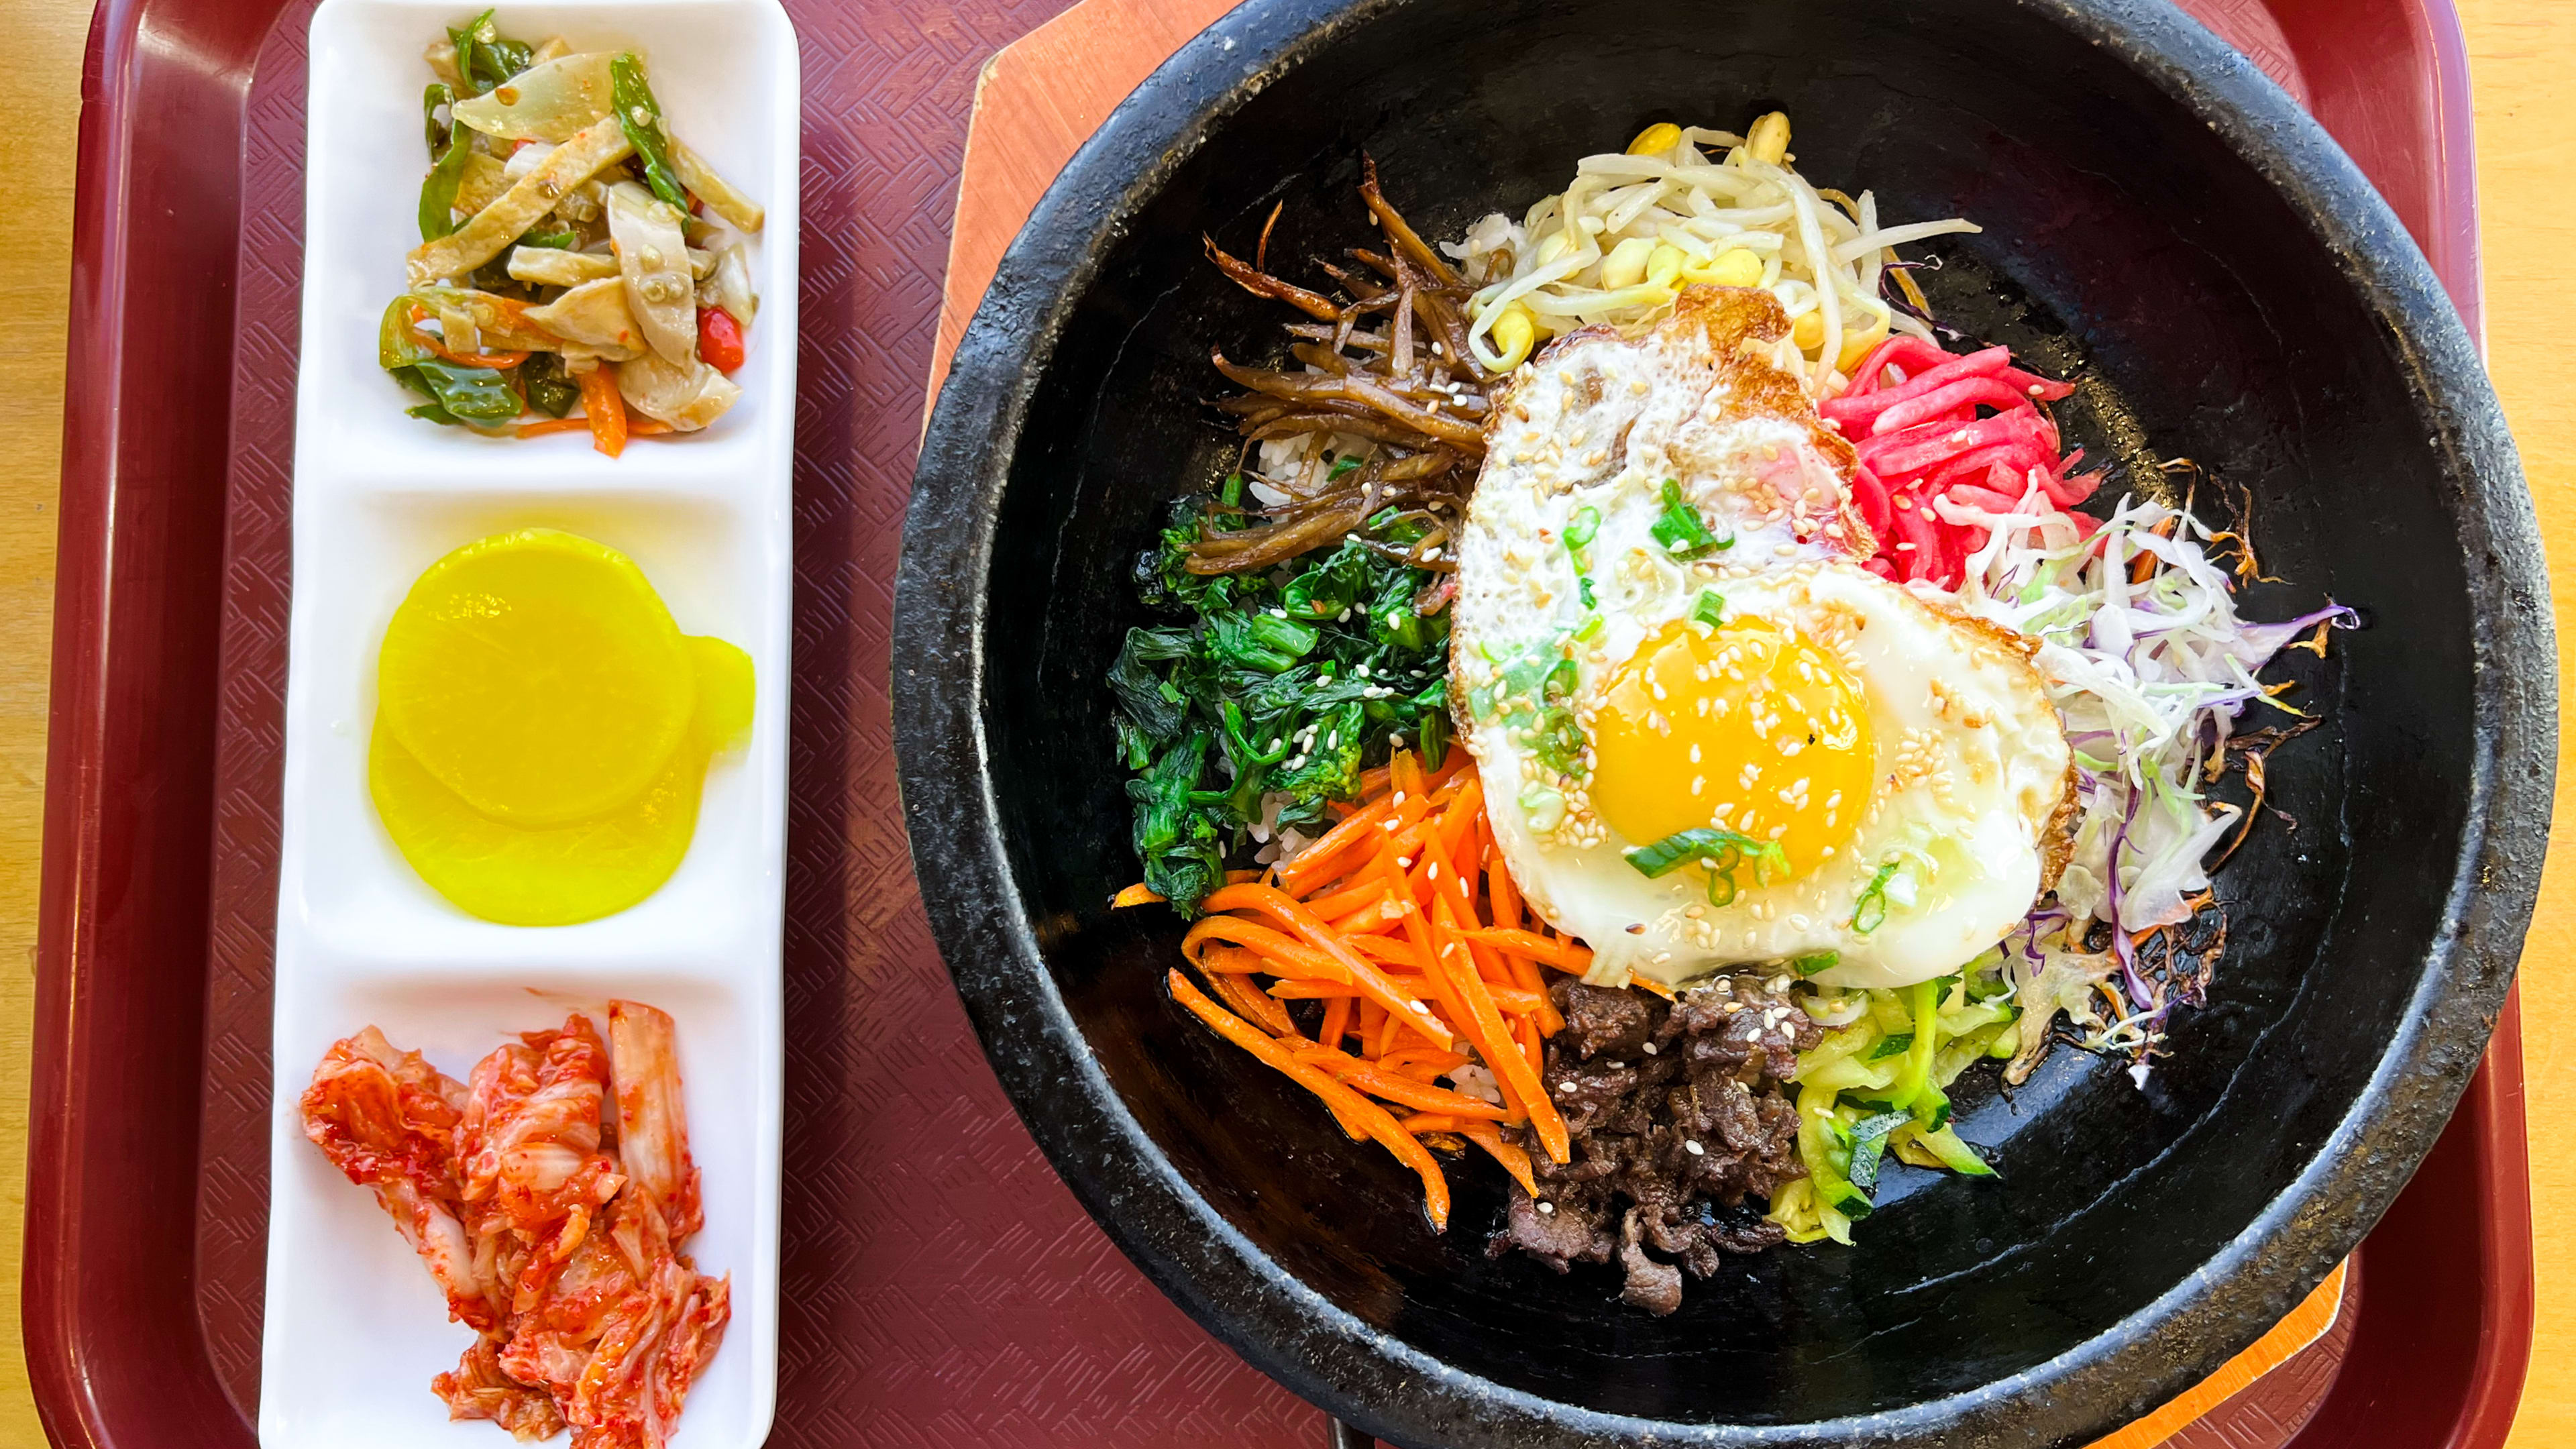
[1109,490,1456,915]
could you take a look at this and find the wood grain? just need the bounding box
[2459,4,2576,1442]
[0,0,83,1438]
[0,2,2567,1448]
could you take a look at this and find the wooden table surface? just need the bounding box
[0,2,2570,1446]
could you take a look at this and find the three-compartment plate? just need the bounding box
[258,2,799,1445]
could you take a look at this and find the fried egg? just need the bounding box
[1453,287,2072,990]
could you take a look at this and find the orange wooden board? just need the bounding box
[924,1,2361,1443]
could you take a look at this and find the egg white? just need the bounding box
[1456,435,2078,999]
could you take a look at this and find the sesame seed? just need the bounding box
[1685,1139,1706,1156]
[1642,1042,1658,1055]
[1537,1201,1556,1214]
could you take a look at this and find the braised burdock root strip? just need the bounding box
[1191,162,1492,578]
[301,1002,727,1447]
[388,11,763,453]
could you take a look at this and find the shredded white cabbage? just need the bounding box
[1446,115,1980,392]
[1941,474,2354,1057]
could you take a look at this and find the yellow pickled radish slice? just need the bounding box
[370,716,702,927]
[378,528,694,827]
[687,634,756,751]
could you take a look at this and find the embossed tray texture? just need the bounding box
[25,0,2535,1447]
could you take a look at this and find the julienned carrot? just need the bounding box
[1514,1014,1544,1077]
[1175,969,1360,1139]
[1344,932,1425,971]
[1112,883,1167,908]
[1193,944,1266,974]
[1458,1121,1539,1197]
[1376,849,1474,1045]
[515,417,593,438]
[1271,979,1546,1014]
[1205,967,1296,1036]
[1168,971,1449,1228]
[1200,883,1452,1049]
[1305,874,1391,921]
[577,367,627,457]
[1278,797,1397,892]
[1293,1046,1513,1120]
[1319,994,1354,1054]
[1355,745,1459,804]
[1483,844,1564,1033]
[1460,928,1593,973]
[1182,915,1350,981]
[1432,892,1569,1163]
[1379,1047,1470,1077]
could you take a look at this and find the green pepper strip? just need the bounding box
[423,83,453,158]
[417,128,474,241]
[610,53,690,209]
[447,10,490,96]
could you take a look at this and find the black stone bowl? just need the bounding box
[893,0,2553,1443]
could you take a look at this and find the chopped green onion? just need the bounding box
[1851,859,1900,933]
[1690,589,1725,629]
[1564,506,1601,549]
[1791,951,1840,977]
[1649,479,1729,557]
[1328,455,1362,480]
[1622,826,1784,908]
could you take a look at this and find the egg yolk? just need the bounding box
[1591,616,1875,885]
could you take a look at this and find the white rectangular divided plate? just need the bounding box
[261,2,797,1445]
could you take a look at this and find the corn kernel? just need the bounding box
[1682,246,1764,288]
[1490,304,1538,371]
[1790,309,1825,350]
[1645,243,1686,290]
[1599,235,1657,290]
[1748,111,1792,166]
[1627,122,1684,157]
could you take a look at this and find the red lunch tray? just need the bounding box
[25,0,2530,1444]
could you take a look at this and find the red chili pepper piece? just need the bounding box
[698,307,746,373]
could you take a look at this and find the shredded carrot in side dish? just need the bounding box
[1146,746,1607,1228]
[578,368,628,457]
[514,417,594,438]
